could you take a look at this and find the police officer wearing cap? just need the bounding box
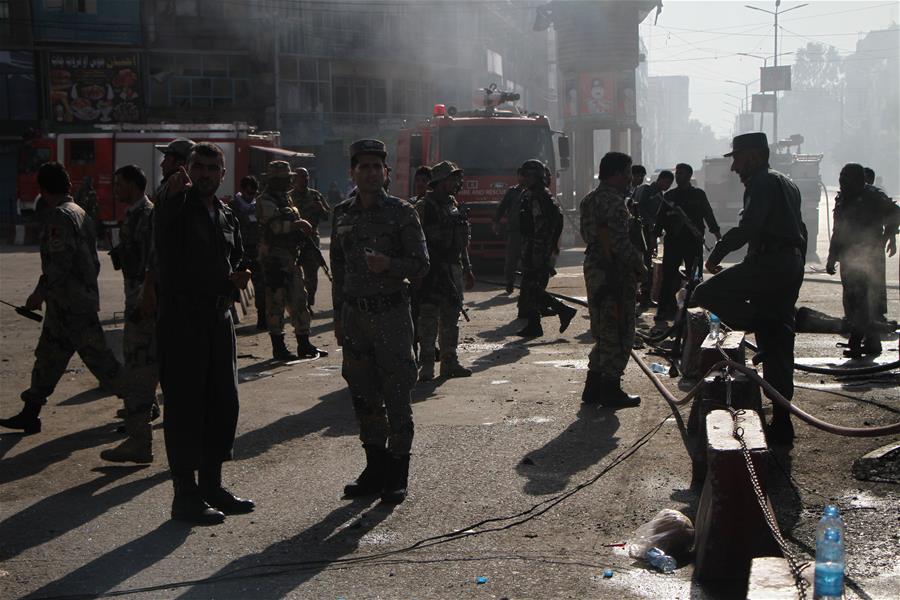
[516,159,577,338]
[414,160,475,382]
[257,160,326,360]
[690,132,806,445]
[331,139,429,504]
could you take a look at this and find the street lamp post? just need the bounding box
[744,1,809,143]
[726,78,758,131]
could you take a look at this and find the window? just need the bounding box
[43,0,98,13]
[0,72,38,121]
[280,57,331,114]
[148,53,251,108]
[0,1,9,20]
[331,77,386,115]
[393,79,434,116]
[487,49,503,78]
[175,0,198,16]
[70,140,95,165]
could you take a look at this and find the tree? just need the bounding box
[792,42,843,92]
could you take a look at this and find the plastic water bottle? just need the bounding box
[645,547,676,573]
[816,505,844,545]
[708,313,721,340]
[815,527,844,599]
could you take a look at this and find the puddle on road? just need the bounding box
[534,359,589,370]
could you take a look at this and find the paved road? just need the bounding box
[0,238,897,599]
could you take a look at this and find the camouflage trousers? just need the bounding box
[298,241,321,307]
[122,279,158,413]
[341,301,416,454]
[263,252,310,337]
[585,267,637,379]
[417,265,463,366]
[22,301,124,405]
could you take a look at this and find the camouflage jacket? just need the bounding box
[257,189,303,255]
[330,190,429,313]
[414,190,471,270]
[519,186,563,266]
[291,187,331,235]
[36,201,101,313]
[579,183,643,278]
[117,196,154,281]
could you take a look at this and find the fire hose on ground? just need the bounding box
[477,277,900,438]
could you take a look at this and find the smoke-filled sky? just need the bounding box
[641,0,900,136]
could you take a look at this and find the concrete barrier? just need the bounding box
[699,330,745,375]
[747,556,810,600]
[694,409,780,583]
[680,307,710,380]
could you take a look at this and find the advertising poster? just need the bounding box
[578,73,616,116]
[49,53,141,124]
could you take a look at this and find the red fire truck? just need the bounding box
[16,122,310,226]
[394,87,569,262]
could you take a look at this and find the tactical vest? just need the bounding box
[420,194,470,264]
[261,192,301,251]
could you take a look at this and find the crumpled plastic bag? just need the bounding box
[626,509,695,559]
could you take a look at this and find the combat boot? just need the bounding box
[296,335,328,359]
[101,409,153,463]
[199,463,255,514]
[580,371,604,404]
[171,473,226,525]
[271,334,298,361]
[600,379,641,408]
[381,453,410,504]
[418,361,435,382]
[117,398,160,421]
[344,444,388,497]
[255,314,267,331]
[557,304,577,333]
[862,333,882,356]
[767,417,795,446]
[440,360,472,378]
[0,398,42,434]
[516,318,543,338]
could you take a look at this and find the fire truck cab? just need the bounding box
[394,89,568,262]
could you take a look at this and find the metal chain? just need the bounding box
[729,408,810,600]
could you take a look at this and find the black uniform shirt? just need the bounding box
[708,165,805,264]
[655,185,720,245]
[154,188,244,301]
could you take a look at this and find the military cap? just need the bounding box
[518,159,546,174]
[349,139,387,160]
[428,160,463,186]
[724,132,768,157]
[264,160,297,179]
[154,138,195,160]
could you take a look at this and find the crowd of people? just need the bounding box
[1,131,897,525]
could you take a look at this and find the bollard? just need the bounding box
[694,409,779,584]
[680,308,710,380]
[747,557,809,599]
[699,330,746,375]
[651,258,663,303]
[687,371,764,488]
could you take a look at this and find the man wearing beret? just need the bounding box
[331,139,429,504]
[691,132,806,445]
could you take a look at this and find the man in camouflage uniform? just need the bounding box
[414,160,475,382]
[493,173,526,294]
[516,159,576,338]
[1,163,125,434]
[579,152,646,407]
[331,139,429,504]
[409,165,432,205]
[100,165,158,463]
[153,138,195,200]
[291,167,331,309]
[826,163,900,357]
[257,161,326,360]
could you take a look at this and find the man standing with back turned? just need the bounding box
[691,132,806,445]
[331,139,429,504]
[580,152,646,408]
[155,143,255,524]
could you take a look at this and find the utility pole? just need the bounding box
[745,2,808,144]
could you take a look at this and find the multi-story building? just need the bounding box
[1,0,554,218]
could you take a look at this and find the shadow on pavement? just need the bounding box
[0,422,124,485]
[174,498,391,599]
[0,466,162,562]
[517,404,620,496]
[56,386,114,406]
[23,520,192,600]
[233,388,355,460]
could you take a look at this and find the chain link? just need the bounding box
[729,408,810,600]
